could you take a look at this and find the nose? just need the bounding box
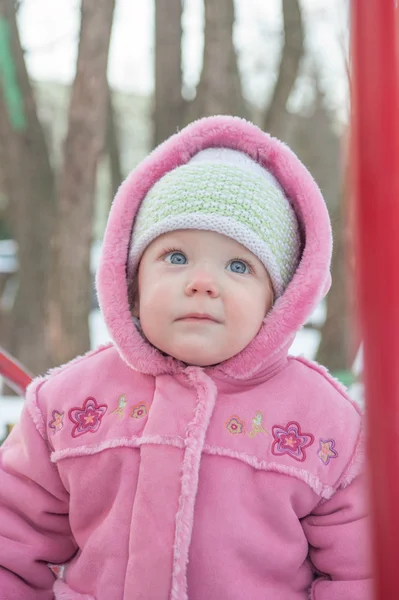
[185,269,220,298]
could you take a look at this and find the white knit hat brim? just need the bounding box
[129,212,284,296]
[129,148,301,297]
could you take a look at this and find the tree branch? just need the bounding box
[106,83,123,197]
[188,0,247,122]
[263,0,304,137]
[153,0,183,147]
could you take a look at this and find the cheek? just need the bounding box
[139,275,177,322]
[138,285,169,345]
[223,289,269,347]
[140,272,167,301]
[226,285,267,322]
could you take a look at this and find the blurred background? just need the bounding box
[0,0,358,438]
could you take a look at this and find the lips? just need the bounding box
[177,313,220,323]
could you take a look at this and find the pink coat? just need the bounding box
[0,116,372,599]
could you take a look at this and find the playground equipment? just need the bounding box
[351,1,399,598]
[0,347,31,395]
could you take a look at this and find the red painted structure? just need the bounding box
[351,1,399,598]
[0,348,31,395]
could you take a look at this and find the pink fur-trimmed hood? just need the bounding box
[96,116,332,378]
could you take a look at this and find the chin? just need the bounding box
[161,336,243,367]
[180,355,217,367]
[168,346,216,367]
[173,347,237,367]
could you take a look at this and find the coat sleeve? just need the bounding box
[0,382,78,599]
[302,472,373,600]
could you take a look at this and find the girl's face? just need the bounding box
[132,229,274,367]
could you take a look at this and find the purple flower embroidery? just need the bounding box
[271,421,314,462]
[318,439,338,465]
[130,403,149,419]
[68,397,108,438]
[48,410,64,435]
[225,415,246,435]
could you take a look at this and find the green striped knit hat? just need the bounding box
[129,148,301,297]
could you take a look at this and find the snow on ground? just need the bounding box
[0,397,24,440]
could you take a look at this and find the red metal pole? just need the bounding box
[0,349,31,395]
[351,1,399,598]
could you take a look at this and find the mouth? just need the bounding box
[177,313,220,323]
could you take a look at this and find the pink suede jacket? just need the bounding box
[0,116,372,600]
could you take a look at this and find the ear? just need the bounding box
[132,295,140,318]
[128,273,140,317]
[264,276,275,316]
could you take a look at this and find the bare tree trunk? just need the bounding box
[106,84,123,197]
[0,0,55,374]
[287,80,350,373]
[47,0,115,366]
[315,196,351,372]
[263,0,304,138]
[316,147,353,373]
[344,139,361,366]
[189,0,247,121]
[153,0,183,147]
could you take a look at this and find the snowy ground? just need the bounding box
[0,304,363,440]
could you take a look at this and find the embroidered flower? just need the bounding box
[48,410,64,435]
[271,421,314,462]
[248,411,269,438]
[68,397,108,438]
[318,439,338,465]
[225,415,246,435]
[130,403,149,419]
[110,394,127,419]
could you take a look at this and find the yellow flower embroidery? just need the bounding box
[110,395,127,419]
[248,411,269,438]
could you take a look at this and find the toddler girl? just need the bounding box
[0,116,371,599]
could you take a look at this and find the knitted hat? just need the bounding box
[129,148,301,297]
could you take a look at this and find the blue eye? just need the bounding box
[228,260,250,274]
[165,251,187,265]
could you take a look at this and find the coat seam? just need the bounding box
[170,369,218,600]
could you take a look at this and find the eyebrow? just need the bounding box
[154,237,184,249]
